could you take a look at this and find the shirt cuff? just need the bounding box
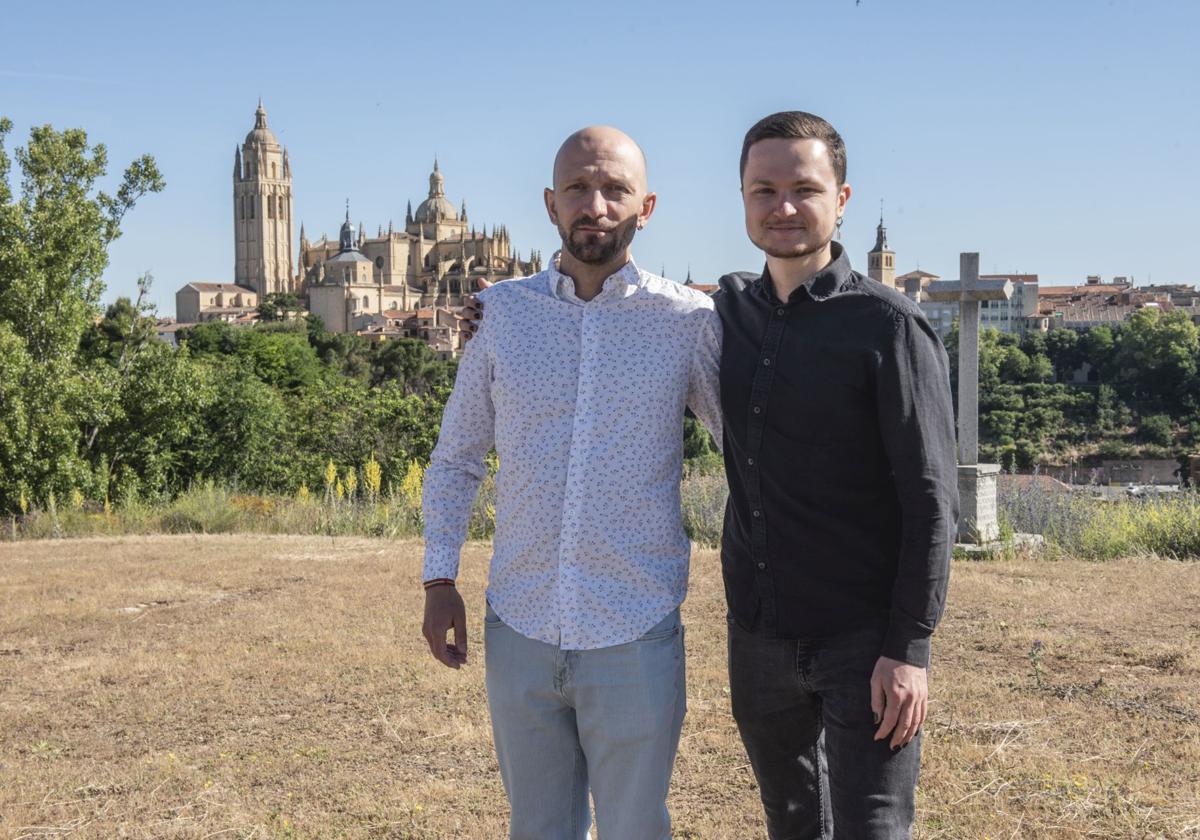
[422,542,462,582]
[880,626,932,669]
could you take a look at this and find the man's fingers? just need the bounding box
[874,698,900,741]
[870,674,886,727]
[452,608,468,664]
[425,623,452,667]
[890,697,917,749]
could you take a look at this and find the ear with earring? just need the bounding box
[836,216,844,241]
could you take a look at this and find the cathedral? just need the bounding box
[175,102,541,346]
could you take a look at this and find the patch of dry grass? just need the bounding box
[0,536,1197,838]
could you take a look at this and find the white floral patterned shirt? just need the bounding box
[422,255,722,649]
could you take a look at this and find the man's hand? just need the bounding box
[870,656,928,749]
[456,278,492,340]
[422,585,468,668]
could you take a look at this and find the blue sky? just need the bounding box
[3,0,1197,313]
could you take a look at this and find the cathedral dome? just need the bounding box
[413,158,459,223]
[244,101,279,146]
[414,195,458,223]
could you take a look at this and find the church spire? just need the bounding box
[338,200,355,251]
[233,146,242,178]
[872,205,888,252]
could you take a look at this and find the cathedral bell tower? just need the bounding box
[867,209,896,290]
[234,100,294,295]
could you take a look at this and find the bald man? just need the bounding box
[421,127,722,839]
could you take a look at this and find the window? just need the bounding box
[239,196,245,220]
[250,199,255,220]
[363,296,370,309]
[271,162,277,179]
[268,195,275,219]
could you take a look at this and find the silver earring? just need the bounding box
[835,216,843,241]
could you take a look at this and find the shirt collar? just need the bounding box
[548,250,646,303]
[757,241,855,304]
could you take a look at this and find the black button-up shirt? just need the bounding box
[713,243,959,667]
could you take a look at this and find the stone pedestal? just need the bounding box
[958,464,1001,544]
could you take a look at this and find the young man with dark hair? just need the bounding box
[716,110,958,839]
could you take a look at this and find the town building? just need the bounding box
[978,274,1039,333]
[175,282,259,325]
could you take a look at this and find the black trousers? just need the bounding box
[727,615,921,840]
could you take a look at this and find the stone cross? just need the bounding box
[924,253,1013,463]
[925,253,1013,543]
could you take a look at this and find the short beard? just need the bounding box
[751,230,833,261]
[559,215,639,265]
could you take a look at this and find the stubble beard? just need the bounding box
[752,227,834,261]
[559,215,639,265]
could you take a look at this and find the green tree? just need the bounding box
[1045,328,1082,382]
[369,337,454,394]
[1115,309,1199,409]
[178,320,241,356]
[194,361,290,491]
[0,119,162,509]
[1140,414,1174,448]
[236,328,322,391]
[257,291,303,322]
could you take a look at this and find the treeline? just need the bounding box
[947,311,1200,469]
[0,119,460,512]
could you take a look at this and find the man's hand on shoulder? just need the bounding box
[870,655,928,749]
[422,585,468,668]
[456,278,492,340]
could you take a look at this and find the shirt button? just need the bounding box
[753,406,762,414]
[762,358,771,366]
[776,308,785,316]
[752,509,761,518]
[747,457,755,466]
[757,561,767,570]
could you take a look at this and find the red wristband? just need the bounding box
[423,578,455,590]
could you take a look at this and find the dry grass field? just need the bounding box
[1,535,1198,839]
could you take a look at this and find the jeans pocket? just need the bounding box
[484,600,503,628]
[638,609,681,642]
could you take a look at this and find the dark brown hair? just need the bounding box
[740,111,847,185]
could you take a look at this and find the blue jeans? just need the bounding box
[728,615,921,840]
[484,603,686,840]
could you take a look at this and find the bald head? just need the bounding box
[552,126,648,192]
[544,126,656,273]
